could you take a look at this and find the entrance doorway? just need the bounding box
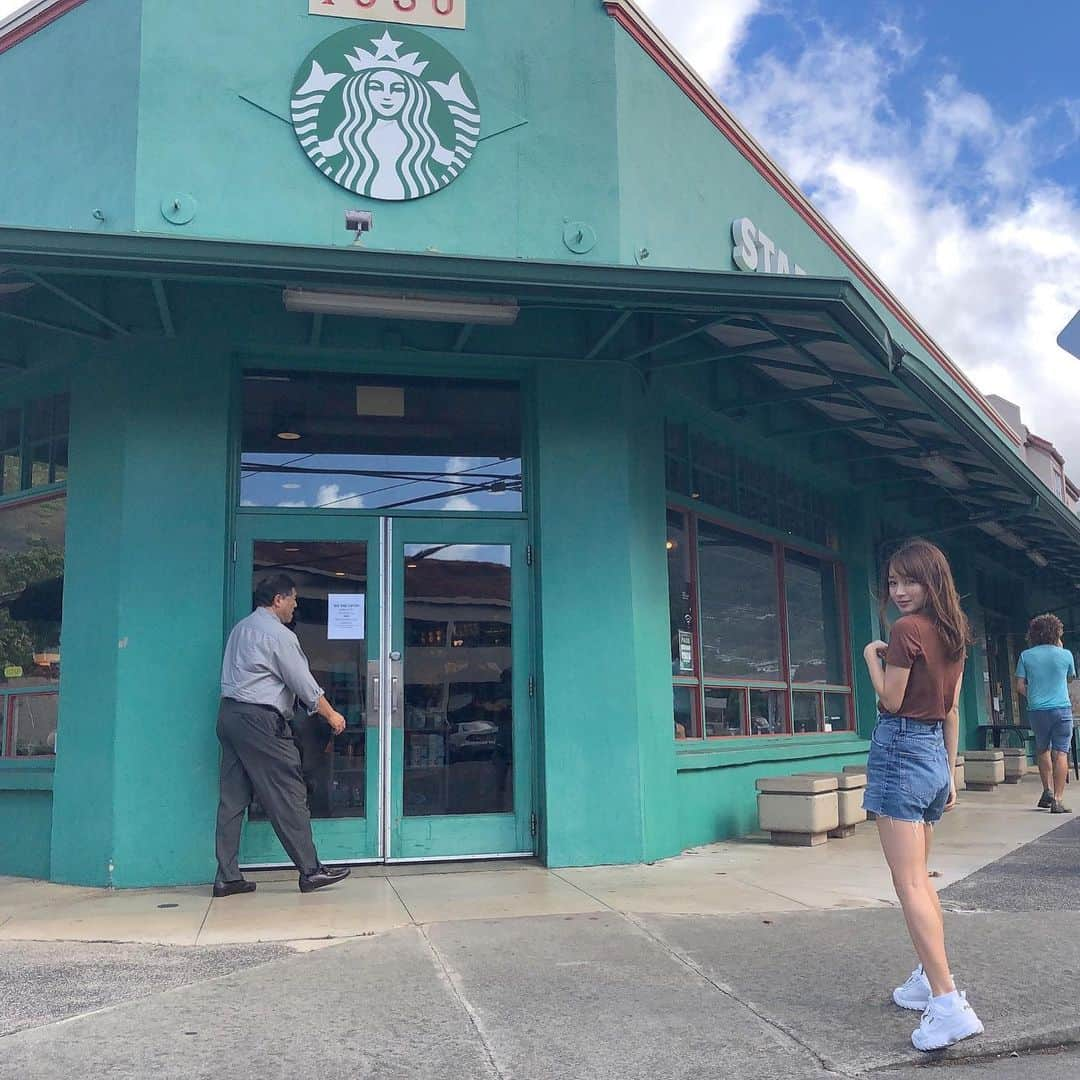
[233,514,533,865]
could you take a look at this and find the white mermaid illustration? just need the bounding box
[291,29,480,201]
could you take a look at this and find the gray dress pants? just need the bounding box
[215,698,320,881]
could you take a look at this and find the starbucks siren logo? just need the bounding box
[291,27,480,201]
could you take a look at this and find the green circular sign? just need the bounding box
[291,25,480,201]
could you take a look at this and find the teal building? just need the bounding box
[2,0,1079,887]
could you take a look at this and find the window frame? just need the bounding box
[669,502,854,743]
[0,485,67,761]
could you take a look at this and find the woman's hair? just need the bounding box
[880,538,972,661]
[1027,613,1064,647]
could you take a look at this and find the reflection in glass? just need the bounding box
[697,521,780,679]
[704,687,743,737]
[403,544,513,816]
[785,552,844,684]
[249,541,368,820]
[241,373,523,512]
[0,496,65,757]
[667,509,694,675]
[824,693,851,732]
[749,689,785,735]
[674,684,697,740]
[792,692,823,733]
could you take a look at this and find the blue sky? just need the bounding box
[641,0,1080,465]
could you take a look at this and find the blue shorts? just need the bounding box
[1029,707,1074,754]
[863,715,951,824]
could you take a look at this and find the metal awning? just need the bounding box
[1,225,1079,588]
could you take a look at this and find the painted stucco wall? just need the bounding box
[50,339,230,887]
[0,0,140,232]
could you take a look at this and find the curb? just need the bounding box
[829,1021,1080,1074]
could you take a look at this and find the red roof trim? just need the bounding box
[0,0,89,56]
[1026,432,1066,466]
[603,0,1021,449]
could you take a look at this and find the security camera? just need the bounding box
[345,210,374,234]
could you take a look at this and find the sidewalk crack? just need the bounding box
[417,925,507,1080]
[619,911,859,1079]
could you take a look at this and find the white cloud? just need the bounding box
[442,495,480,512]
[314,484,365,509]
[644,3,1080,470]
[635,0,763,85]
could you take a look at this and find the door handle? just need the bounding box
[391,659,404,729]
[367,661,380,727]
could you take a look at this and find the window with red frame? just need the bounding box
[668,508,853,740]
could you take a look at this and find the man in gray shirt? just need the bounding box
[214,573,352,897]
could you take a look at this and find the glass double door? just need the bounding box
[235,514,533,865]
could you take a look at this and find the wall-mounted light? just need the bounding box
[1027,550,1049,568]
[283,287,520,326]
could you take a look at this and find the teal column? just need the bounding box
[952,553,989,752]
[52,341,232,887]
[534,363,678,867]
[843,494,879,737]
[50,355,125,886]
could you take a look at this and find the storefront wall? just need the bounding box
[1,0,1047,884]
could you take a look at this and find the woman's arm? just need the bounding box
[863,640,912,715]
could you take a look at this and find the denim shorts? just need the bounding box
[1029,707,1075,754]
[863,715,951,824]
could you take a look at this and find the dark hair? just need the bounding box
[1027,613,1064,647]
[254,574,296,608]
[880,538,972,662]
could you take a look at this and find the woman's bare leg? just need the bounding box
[878,817,955,996]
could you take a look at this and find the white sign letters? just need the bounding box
[732,217,807,276]
[309,0,466,30]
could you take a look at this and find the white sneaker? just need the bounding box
[911,992,984,1051]
[892,965,931,1010]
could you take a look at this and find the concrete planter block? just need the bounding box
[964,750,1005,790]
[793,772,867,837]
[954,755,965,792]
[1002,748,1027,784]
[757,789,839,846]
[756,775,838,795]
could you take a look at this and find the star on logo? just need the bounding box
[371,30,404,61]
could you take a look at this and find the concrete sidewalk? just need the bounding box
[0,778,1065,947]
[2,777,1079,1078]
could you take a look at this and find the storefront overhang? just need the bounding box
[2,225,1080,588]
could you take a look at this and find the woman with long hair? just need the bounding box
[862,538,983,1051]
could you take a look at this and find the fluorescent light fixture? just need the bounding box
[283,288,520,326]
[1027,550,1049,568]
[920,453,969,490]
[976,521,1027,550]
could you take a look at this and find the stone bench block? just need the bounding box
[755,775,838,795]
[964,749,1005,790]
[1002,747,1027,783]
[954,755,965,792]
[795,772,867,837]
[757,784,839,847]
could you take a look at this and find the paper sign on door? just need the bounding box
[328,594,366,640]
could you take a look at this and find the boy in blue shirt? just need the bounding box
[1016,613,1076,814]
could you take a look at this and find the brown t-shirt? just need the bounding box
[882,613,964,722]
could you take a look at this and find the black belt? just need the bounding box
[223,698,287,721]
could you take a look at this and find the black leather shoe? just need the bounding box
[212,879,256,898]
[298,865,351,893]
